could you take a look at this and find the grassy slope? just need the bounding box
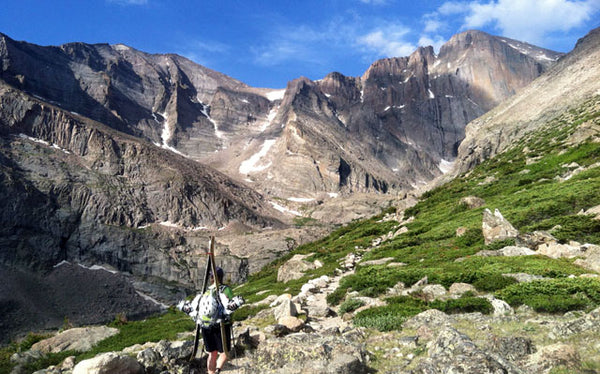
[238,94,600,332]
[2,95,599,372]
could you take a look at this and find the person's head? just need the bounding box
[210,267,224,283]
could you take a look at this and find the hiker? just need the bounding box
[178,267,244,374]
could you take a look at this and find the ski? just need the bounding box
[207,236,230,358]
[189,241,213,361]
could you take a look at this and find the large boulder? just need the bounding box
[537,242,584,258]
[412,327,524,374]
[238,332,369,374]
[277,254,318,282]
[30,326,119,353]
[73,352,144,374]
[482,208,519,245]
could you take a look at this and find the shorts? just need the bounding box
[201,323,231,353]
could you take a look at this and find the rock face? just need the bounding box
[413,327,523,374]
[0,262,163,344]
[482,208,519,244]
[0,29,561,339]
[452,27,600,175]
[0,30,557,199]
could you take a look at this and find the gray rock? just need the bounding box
[448,282,477,297]
[487,336,536,362]
[412,327,524,374]
[482,208,519,245]
[238,333,368,374]
[497,246,537,256]
[277,254,317,283]
[460,196,486,209]
[403,309,451,330]
[31,326,119,353]
[73,352,144,374]
[273,298,298,321]
[420,284,447,302]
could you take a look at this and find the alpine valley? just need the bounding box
[1,25,600,373]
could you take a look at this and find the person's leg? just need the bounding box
[215,324,231,372]
[216,352,227,372]
[207,350,218,374]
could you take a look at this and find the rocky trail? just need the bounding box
[10,209,600,373]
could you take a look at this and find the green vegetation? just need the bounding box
[0,308,194,374]
[3,97,599,371]
[241,95,600,331]
[496,278,600,313]
[353,294,493,331]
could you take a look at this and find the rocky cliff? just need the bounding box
[0,29,565,341]
[452,27,600,174]
[0,30,560,199]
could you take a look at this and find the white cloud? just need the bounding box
[418,35,447,51]
[441,0,600,45]
[357,24,417,57]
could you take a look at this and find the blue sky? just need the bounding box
[1,0,599,88]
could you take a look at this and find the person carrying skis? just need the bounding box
[178,266,244,374]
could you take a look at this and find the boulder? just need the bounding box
[402,309,451,330]
[273,298,298,321]
[412,327,523,374]
[460,196,486,209]
[485,296,515,316]
[449,282,477,297]
[277,254,317,282]
[517,230,557,248]
[420,284,447,302]
[497,246,537,256]
[238,333,369,374]
[502,273,546,283]
[573,243,600,272]
[482,208,519,245]
[579,204,600,220]
[487,336,536,362]
[537,242,583,258]
[73,352,144,374]
[30,326,119,353]
[526,344,581,373]
[278,316,305,332]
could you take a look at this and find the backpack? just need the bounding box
[197,285,228,327]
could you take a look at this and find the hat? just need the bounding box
[210,267,224,280]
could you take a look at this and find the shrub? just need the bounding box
[326,286,347,306]
[231,304,270,322]
[354,303,426,331]
[473,274,518,292]
[496,278,600,313]
[429,296,493,314]
[455,228,484,248]
[339,298,366,314]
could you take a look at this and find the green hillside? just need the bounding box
[236,94,600,327]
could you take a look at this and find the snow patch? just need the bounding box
[438,159,455,174]
[159,221,180,228]
[428,89,435,99]
[53,260,71,268]
[287,197,315,203]
[18,134,71,154]
[239,139,276,174]
[136,291,169,308]
[328,192,339,198]
[266,89,286,101]
[270,201,301,216]
[199,101,224,139]
[113,44,130,51]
